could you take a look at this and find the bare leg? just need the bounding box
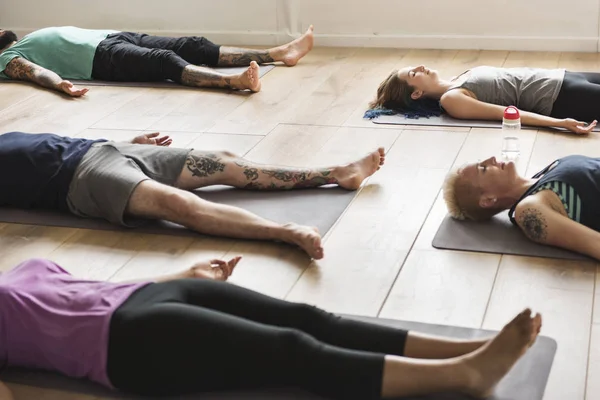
[217,25,314,67]
[381,309,542,398]
[126,180,324,259]
[174,148,386,191]
[181,61,261,92]
[404,332,490,359]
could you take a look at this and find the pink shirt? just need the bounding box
[0,258,150,388]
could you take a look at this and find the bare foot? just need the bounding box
[238,61,262,92]
[335,147,386,190]
[283,223,324,259]
[461,309,542,398]
[273,25,315,67]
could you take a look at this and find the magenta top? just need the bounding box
[0,258,151,388]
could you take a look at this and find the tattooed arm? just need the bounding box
[4,57,88,97]
[514,193,600,260]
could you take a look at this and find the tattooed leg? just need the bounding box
[233,163,338,190]
[217,47,275,67]
[216,25,315,67]
[181,62,261,92]
[175,147,387,192]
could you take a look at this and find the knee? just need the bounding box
[214,150,237,159]
[156,189,197,218]
[150,48,179,61]
[221,150,237,158]
[189,150,238,160]
[146,49,187,82]
[292,303,331,326]
[276,328,315,354]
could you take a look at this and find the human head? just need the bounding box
[0,30,18,51]
[369,66,442,116]
[442,156,520,220]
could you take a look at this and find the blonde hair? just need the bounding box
[442,167,504,221]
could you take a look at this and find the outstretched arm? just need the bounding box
[514,196,600,261]
[4,57,89,97]
[0,381,14,400]
[130,132,173,146]
[117,256,242,284]
[440,90,596,135]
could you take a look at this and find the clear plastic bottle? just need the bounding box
[501,106,521,160]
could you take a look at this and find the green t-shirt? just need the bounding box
[0,26,118,80]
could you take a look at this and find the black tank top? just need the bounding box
[509,155,600,231]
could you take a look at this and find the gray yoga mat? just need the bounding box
[372,113,600,132]
[432,212,592,261]
[0,185,354,238]
[1,315,556,400]
[0,65,275,88]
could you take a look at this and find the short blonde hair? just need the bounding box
[442,167,503,221]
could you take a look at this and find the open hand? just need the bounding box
[189,256,242,281]
[132,132,173,146]
[58,80,89,97]
[561,118,597,135]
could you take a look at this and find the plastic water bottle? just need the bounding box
[501,106,521,160]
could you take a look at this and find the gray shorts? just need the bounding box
[66,142,191,226]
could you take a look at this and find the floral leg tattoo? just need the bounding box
[235,162,338,189]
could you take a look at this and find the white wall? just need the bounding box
[2,0,600,51]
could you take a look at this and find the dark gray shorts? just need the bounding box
[66,142,191,226]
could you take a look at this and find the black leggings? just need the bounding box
[91,32,221,83]
[550,71,600,121]
[106,279,409,399]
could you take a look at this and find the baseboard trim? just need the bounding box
[314,33,599,52]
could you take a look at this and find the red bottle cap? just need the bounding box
[504,106,520,120]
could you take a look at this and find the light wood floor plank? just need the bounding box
[483,256,596,400]
[0,87,141,135]
[0,225,76,271]
[149,90,251,133]
[527,132,600,176]
[503,51,561,69]
[208,48,357,135]
[108,235,233,283]
[379,250,499,327]
[0,83,40,112]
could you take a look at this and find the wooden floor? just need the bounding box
[2,48,600,400]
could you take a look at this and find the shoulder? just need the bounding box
[514,190,562,222]
[514,194,544,215]
[440,89,479,117]
[440,88,472,105]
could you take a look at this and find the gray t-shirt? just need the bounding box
[455,66,566,116]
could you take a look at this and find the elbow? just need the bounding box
[520,227,551,245]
